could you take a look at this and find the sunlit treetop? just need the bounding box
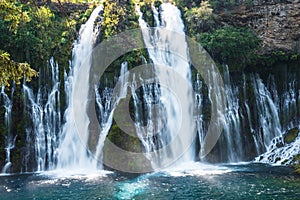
[0,51,38,86]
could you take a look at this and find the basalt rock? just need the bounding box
[215,0,300,55]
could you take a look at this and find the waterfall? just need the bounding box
[137,3,196,169]
[56,5,103,171]
[23,57,61,172]
[280,80,300,129]
[194,74,205,152]
[254,76,300,165]
[93,62,129,169]
[221,65,244,162]
[1,3,300,174]
[251,75,282,152]
[1,86,14,173]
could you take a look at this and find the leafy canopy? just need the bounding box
[0,0,37,86]
[0,50,37,86]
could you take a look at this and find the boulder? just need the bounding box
[283,127,300,144]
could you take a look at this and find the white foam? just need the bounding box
[161,161,232,177]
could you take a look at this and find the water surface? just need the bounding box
[1,163,299,199]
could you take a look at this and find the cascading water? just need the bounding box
[281,80,300,129]
[56,5,103,171]
[93,62,129,169]
[254,127,300,165]
[254,76,300,165]
[251,75,282,152]
[194,74,205,152]
[136,3,196,169]
[1,2,300,174]
[221,65,244,162]
[1,86,14,173]
[197,65,297,163]
[23,57,61,172]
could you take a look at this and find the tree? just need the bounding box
[0,51,37,86]
[0,0,37,86]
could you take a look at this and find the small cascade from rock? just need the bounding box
[255,126,300,165]
[194,74,205,155]
[222,65,244,162]
[280,80,300,129]
[255,77,300,165]
[1,86,14,173]
[23,57,61,172]
[93,62,128,168]
[251,74,282,153]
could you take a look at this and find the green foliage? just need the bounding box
[102,1,124,38]
[245,0,253,8]
[184,0,213,20]
[101,0,139,39]
[51,0,98,3]
[101,0,149,70]
[0,0,38,86]
[0,0,93,71]
[255,51,299,67]
[184,1,214,35]
[0,50,37,86]
[0,0,30,33]
[197,26,260,69]
[140,3,154,27]
[209,0,238,10]
[173,0,201,8]
[290,54,299,61]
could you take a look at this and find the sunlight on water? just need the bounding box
[39,169,112,179]
[116,177,150,200]
[162,162,232,177]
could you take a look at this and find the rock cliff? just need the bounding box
[216,0,300,55]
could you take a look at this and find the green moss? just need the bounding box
[290,54,299,61]
[284,127,299,144]
[292,154,300,174]
[103,120,152,172]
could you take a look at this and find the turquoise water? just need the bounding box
[1,163,300,199]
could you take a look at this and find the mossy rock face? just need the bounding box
[292,154,300,164]
[283,127,299,144]
[103,121,152,173]
[296,167,300,174]
[293,154,300,173]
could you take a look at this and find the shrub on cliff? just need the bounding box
[197,26,260,70]
[184,1,215,35]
